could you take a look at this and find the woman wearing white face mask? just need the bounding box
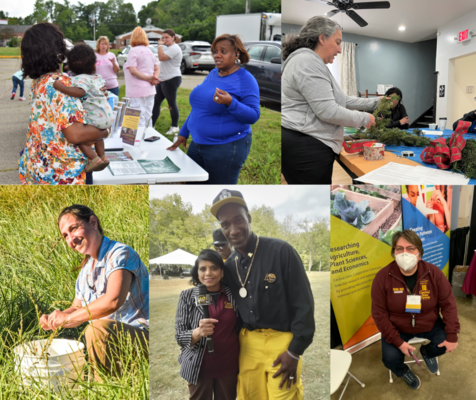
[371,230,460,391]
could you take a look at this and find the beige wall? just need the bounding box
[458,185,473,228]
[452,52,476,125]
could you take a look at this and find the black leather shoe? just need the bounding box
[421,345,439,374]
[402,365,421,390]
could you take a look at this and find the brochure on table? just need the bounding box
[108,157,180,176]
[120,108,141,145]
[105,103,182,176]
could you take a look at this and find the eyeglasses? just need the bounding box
[394,246,418,254]
[214,245,225,250]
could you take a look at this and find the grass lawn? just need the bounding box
[149,271,330,400]
[117,85,280,184]
[0,47,21,56]
[0,186,149,399]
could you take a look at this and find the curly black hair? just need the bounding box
[67,44,97,75]
[21,23,67,80]
[190,249,225,286]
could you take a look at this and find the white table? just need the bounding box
[93,127,208,184]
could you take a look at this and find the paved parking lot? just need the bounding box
[0,58,28,184]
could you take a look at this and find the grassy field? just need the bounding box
[117,85,281,184]
[0,186,149,399]
[149,271,330,400]
[0,47,21,56]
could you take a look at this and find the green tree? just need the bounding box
[249,205,281,239]
[31,0,49,23]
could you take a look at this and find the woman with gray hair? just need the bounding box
[281,16,382,184]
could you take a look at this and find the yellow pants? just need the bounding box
[237,328,304,400]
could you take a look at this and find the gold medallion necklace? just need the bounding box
[235,236,259,298]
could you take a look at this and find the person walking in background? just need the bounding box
[167,34,260,184]
[151,29,183,133]
[210,189,315,399]
[175,249,240,400]
[281,16,383,184]
[124,27,160,127]
[371,230,460,390]
[95,35,120,97]
[11,70,25,101]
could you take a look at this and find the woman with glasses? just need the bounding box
[371,230,460,391]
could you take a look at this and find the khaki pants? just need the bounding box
[85,319,149,380]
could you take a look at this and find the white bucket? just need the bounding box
[14,339,86,390]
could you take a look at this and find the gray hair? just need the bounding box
[282,16,342,61]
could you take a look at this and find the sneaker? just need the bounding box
[11,92,15,100]
[18,97,25,101]
[420,345,439,374]
[402,365,421,390]
[165,126,180,135]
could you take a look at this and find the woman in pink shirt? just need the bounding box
[95,36,120,96]
[124,27,160,127]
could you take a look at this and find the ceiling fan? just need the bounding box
[312,0,391,28]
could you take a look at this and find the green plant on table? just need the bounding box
[355,95,432,147]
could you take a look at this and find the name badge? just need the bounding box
[405,295,421,313]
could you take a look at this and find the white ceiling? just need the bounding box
[282,0,476,43]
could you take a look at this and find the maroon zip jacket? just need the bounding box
[371,260,460,348]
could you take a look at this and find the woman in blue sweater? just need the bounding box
[167,34,260,184]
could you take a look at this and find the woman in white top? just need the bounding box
[94,36,120,96]
[124,27,160,128]
[151,29,183,134]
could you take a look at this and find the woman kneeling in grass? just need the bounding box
[40,204,149,379]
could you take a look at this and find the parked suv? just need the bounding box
[178,41,214,74]
[117,45,159,68]
[241,41,281,103]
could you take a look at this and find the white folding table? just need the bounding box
[92,127,208,184]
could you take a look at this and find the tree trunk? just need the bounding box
[308,252,313,272]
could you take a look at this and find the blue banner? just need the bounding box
[401,185,451,277]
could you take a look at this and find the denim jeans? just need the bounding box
[186,135,252,184]
[107,86,119,96]
[12,76,24,97]
[382,317,447,377]
[152,76,182,127]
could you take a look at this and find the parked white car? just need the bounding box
[117,45,159,68]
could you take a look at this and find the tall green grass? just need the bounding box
[0,186,149,399]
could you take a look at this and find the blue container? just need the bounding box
[108,92,118,110]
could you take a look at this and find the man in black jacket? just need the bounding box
[210,189,315,400]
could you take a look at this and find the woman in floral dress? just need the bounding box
[19,23,108,185]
